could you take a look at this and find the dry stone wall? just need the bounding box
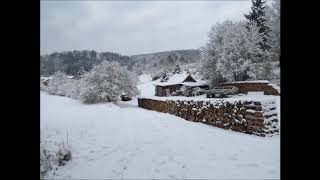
[138,98,279,137]
[220,82,280,95]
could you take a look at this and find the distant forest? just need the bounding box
[40,49,200,76]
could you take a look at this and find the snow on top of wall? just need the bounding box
[41,76,74,80]
[181,81,208,87]
[41,76,52,80]
[222,80,270,84]
[140,94,278,105]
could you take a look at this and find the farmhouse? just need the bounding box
[153,71,208,96]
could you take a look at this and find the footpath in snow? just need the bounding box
[41,74,280,179]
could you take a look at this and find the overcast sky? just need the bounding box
[41,0,261,56]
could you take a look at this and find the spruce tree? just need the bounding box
[244,0,271,51]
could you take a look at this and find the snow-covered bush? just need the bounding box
[191,87,202,96]
[65,79,82,99]
[40,144,54,179]
[78,61,139,103]
[40,141,72,179]
[46,71,69,95]
[56,146,72,166]
[40,79,47,91]
[176,86,191,96]
[42,72,83,99]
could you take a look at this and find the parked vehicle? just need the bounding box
[204,86,238,98]
[120,94,132,101]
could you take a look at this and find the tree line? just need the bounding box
[41,49,200,77]
[40,50,132,77]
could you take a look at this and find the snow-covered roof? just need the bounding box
[153,71,208,87]
[153,72,191,86]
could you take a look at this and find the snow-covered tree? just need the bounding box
[201,20,268,83]
[64,79,82,99]
[78,61,139,103]
[200,46,226,87]
[160,69,170,82]
[244,0,271,51]
[265,0,280,62]
[173,64,183,74]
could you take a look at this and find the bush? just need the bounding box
[40,146,53,179]
[176,86,190,96]
[46,72,68,95]
[40,141,72,179]
[65,79,82,99]
[78,61,139,103]
[40,79,47,91]
[56,147,72,166]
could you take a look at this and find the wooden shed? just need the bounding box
[153,72,208,96]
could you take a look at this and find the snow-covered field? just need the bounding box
[41,74,280,179]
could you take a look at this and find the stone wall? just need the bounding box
[138,98,279,137]
[220,82,280,96]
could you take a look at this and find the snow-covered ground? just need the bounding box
[41,74,280,179]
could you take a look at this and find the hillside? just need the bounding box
[131,49,200,74]
[40,49,201,76]
[40,50,131,76]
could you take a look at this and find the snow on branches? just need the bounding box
[43,61,140,103]
[78,61,139,103]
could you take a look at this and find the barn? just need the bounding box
[153,72,208,96]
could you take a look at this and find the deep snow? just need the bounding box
[41,74,280,179]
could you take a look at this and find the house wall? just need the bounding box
[138,98,279,137]
[155,85,182,96]
[155,86,163,96]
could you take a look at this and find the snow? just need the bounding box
[138,74,152,83]
[137,74,154,96]
[181,81,208,87]
[142,93,279,106]
[247,91,264,95]
[41,74,280,179]
[41,76,52,80]
[246,109,257,113]
[222,80,270,84]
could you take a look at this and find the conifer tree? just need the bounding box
[244,0,271,51]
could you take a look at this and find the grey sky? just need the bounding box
[41,0,257,56]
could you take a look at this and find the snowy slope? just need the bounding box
[41,83,280,179]
[137,74,154,97]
